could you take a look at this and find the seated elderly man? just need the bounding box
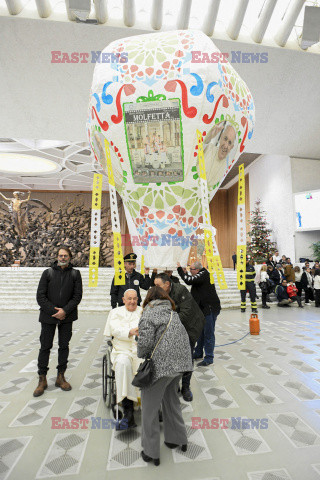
[104,289,142,430]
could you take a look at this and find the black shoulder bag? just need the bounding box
[132,312,173,388]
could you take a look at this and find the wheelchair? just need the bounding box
[102,339,123,421]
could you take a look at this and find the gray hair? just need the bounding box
[123,289,137,298]
[193,261,202,270]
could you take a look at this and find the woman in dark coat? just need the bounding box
[137,286,192,466]
[301,267,314,303]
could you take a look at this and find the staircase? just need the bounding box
[0,267,271,312]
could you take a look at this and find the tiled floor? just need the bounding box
[0,308,320,480]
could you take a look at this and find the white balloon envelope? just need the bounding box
[87,30,255,268]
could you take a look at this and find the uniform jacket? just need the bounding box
[137,299,193,384]
[245,264,256,283]
[110,270,151,308]
[177,267,221,317]
[36,262,83,324]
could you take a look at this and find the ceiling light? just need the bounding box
[0,154,60,174]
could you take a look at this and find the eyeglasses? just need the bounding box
[58,255,69,258]
[190,268,198,271]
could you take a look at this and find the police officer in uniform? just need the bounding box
[240,260,258,313]
[110,253,151,308]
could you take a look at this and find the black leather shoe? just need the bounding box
[192,354,203,360]
[141,451,160,466]
[181,387,193,402]
[116,398,136,430]
[197,360,212,367]
[262,305,270,309]
[164,442,187,452]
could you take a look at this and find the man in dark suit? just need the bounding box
[232,252,237,270]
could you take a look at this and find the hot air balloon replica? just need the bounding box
[87,30,254,286]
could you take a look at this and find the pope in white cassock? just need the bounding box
[203,121,236,187]
[104,289,142,430]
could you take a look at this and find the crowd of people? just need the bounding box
[108,254,221,465]
[33,248,221,466]
[32,245,319,467]
[258,251,320,309]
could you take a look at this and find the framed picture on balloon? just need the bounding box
[123,98,184,184]
[203,119,239,187]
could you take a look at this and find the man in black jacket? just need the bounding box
[270,264,284,285]
[177,261,221,367]
[110,253,150,308]
[275,280,291,306]
[154,272,205,402]
[232,252,237,270]
[34,246,83,397]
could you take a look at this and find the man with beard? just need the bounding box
[33,246,82,397]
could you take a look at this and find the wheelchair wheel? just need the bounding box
[102,354,108,402]
[102,351,115,409]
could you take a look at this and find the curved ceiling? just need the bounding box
[0,139,108,190]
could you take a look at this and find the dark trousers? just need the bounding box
[296,281,302,297]
[241,282,257,310]
[37,322,73,375]
[304,287,314,303]
[194,311,217,364]
[314,289,320,307]
[290,295,302,307]
[262,292,268,306]
[182,338,195,389]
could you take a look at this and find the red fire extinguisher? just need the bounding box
[249,313,260,335]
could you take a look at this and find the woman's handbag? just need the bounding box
[259,281,268,293]
[132,312,173,388]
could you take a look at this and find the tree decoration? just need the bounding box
[247,199,277,263]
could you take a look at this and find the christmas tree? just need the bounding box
[247,199,277,263]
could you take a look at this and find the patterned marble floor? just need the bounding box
[0,308,320,480]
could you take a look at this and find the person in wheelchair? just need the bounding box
[103,289,142,430]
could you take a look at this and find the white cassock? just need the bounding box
[103,305,143,403]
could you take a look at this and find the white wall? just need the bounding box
[291,157,320,260]
[1,16,320,160]
[248,154,295,261]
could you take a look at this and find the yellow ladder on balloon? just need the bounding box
[237,163,246,290]
[104,139,125,285]
[196,130,227,289]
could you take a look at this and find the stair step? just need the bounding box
[0,267,273,312]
